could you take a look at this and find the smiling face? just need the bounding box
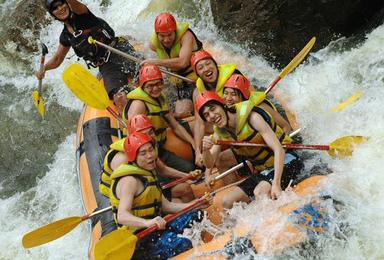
[143,79,163,98]
[201,103,227,127]
[223,87,242,107]
[157,31,176,49]
[195,59,218,85]
[136,142,157,171]
[51,1,70,21]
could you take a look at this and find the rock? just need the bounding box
[210,0,384,67]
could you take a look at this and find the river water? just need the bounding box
[0,0,383,259]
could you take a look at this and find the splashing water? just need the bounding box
[0,0,383,259]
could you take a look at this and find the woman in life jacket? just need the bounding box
[37,0,139,108]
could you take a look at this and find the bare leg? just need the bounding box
[253,181,272,198]
[171,183,195,202]
[216,149,239,185]
[221,186,251,209]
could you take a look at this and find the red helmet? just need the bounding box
[224,74,251,99]
[154,13,177,33]
[124,132,153,162]
[191,50,214,72]
[128,114,153,134]
[139,64,163,87]
[195,91,224,121]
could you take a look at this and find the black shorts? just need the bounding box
[98,37,140,99]
[238,152,303,197]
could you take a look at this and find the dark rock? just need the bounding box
[210,0,384,68]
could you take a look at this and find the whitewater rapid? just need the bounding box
[0,0,383,259]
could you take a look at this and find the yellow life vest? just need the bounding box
[215,99,292,171]
[150,22,202,85]
[99,139,126,198]
[196,64,236,97]
[249,91,278,111]
[124,87,170,144]
[109,163,162,233]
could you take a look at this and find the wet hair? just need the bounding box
[199,100,224,121]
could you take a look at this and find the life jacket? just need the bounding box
[99,139,125,198]
[196,64,236,97]
[214,98,292,171]
[109,163,162,233]
[249,91,278,112]
[150,22,203,85]
[124,87,170,144]
[69,16,115,63]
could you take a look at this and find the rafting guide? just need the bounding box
[35,0,138,107]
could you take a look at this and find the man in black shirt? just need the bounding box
[36,0,139,108]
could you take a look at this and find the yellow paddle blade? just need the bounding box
[279,37,316,78]
[329,135,368,158]
[331,91,362,112]
[62,63,109,110]
[32,91,45,119]
[95,229,137,260]
[22,216,82,248]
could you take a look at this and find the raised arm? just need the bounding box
[35,44,70,80]
[66,0,88,14]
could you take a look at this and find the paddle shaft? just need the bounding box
[38,56,45,95]
[216,140,330,151]
[264,37,316,94]
[38,43,49,96]
[82,206,113,221]
[161,161,245,190]
[90,39,195,84]
[106,107,127,128]
[136,197,207,239]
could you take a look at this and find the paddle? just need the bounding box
[265,37,316,94]
[215,135,368,158]
[161,160,247,189]
[62,63,127,128]
[331,91,362,112]
[32,43,48,119]
[94,195,210,260]
[88,37,195,84]
[22,206,112,249]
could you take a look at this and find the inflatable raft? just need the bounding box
[75,93,327,259]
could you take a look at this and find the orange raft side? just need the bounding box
[173,175,330,259]
[76,102,121,260]
[76,102,197,259]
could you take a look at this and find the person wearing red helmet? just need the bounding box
[99,114,199,202]
[123,64,197,174]
[190,50,243,167]
[109,132,205,259]
[37,0,139,107]
[223,74,292,134]
[195,91,303,209]
[142,12,203,117]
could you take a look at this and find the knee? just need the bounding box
[221,195,235,209]
[253,181,271,197]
